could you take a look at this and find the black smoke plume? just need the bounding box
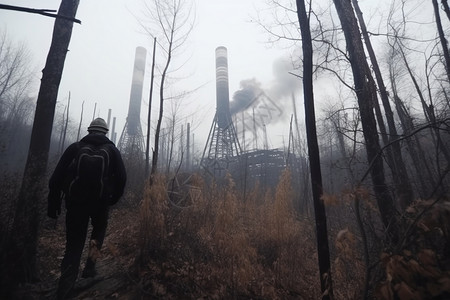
[230,57,300,126]
[230,79,262,115]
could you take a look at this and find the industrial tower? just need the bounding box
[118,47,147,159]
[201,46,241,177]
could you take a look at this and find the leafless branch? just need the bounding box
[359,118,450,184]
[0,4,81,24]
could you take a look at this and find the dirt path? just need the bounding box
[16,206,140,299]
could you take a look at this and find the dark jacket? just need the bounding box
[48,133,127,217]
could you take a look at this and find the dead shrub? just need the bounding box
[139,174,168,261]
[136,170,321,298]
[376,199,450,299]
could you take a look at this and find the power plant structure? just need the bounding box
[118,46,147,159]
[201,46,242,177]
[199,46,305,197]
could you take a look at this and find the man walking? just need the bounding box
[48,118,127,299]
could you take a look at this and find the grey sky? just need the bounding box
[1,0,439,152]
[1,0,295,150]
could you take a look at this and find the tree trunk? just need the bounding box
[295,1,334,298]
[442,0,450,22]
[186,122,191,170]
[151,28,174,181]
[77,100,84,141]
[332,0,398,241]
[392,92,436,196]
[61,92,70,152]
[352,0,413,208]
[58,106,66,155]
[433,0,450,83]
[397,39,450,164]
[2,0,79,294]
[145,37,156,178]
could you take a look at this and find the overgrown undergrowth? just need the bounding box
[135,169,450,299]
[136,170,361,299]
[10,167,448,299]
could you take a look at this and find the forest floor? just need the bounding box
[11,175,450,299]
[11,173,324,299]
[16,206,143,299]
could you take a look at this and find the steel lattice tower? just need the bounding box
[118,47,147,159]
[201,46,241,177]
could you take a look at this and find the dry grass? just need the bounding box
[135,170,450,299]
[0,172,21,243]
[6,167,447,299]
[138,175,168,262]
[137,169,322,299]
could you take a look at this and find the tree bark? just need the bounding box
[397,39,450,164]
[295,1,334,298]
[352,0,413,208]
[77,100,84,141]
[61,92,70,152]
[332,0,398,241]
[2,0,79,294]
[442,0,450,22]
[151,30,173,181]
[145,37,156,178]
[433,0,450,83]
[392,92,435,196]
[149,1,186,184]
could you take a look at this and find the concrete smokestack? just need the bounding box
[107,108,112,138]
[215,46,231,128]
[126,46,147,135]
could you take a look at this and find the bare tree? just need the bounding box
[1,0,80,294]
[442,0,450,22]
[145,37,157,177]
[332,0,398,241]
[323,104,361,184]
[0,30,34,119]
[387,46,436,196]
[0,31,34,143]
[295,0,334,298]
[60,92,70,153]
[393,34,450,166]
[432,0,450,83]
[351,0,413,208]
[140,0,194,183]
[76,100,84,141]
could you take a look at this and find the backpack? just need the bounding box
[66,143,111,202]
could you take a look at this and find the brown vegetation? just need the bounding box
[376,199,450,299]
[135,169,321,299]
[3,168,450,299]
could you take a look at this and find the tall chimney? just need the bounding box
[215,46,231,128]
[112,116,117,143]
[126,46,147,135]
[107,108,112,138]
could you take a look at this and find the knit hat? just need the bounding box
[88,118,109,134]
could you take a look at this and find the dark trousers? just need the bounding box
[57,204,109,299]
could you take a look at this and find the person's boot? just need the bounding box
[81,240,100,278]
[57,265,77,299]
[81,258,97,278]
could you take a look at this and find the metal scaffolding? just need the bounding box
[201,113,241,178]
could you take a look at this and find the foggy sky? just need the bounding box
[1,0,294,149]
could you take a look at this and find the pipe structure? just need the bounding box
[126,46,147,135]
[201,46,242,177]
[215,46,232,129]
[107,108,112,138]
[112,116,116,143]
